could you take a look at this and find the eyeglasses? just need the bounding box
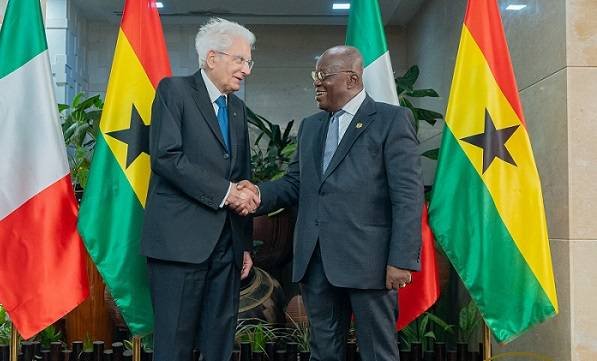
[311,70,356,82]
[215,51,254,70]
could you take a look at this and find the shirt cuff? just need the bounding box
[219,182,233,208]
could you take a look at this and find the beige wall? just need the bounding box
[0,0,6,25]
[85,22,407,129]
[406,0,596,359]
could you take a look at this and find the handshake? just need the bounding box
[224,180,260,216]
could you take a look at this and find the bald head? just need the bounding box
[313,46,365,111]
[319,46,364,80]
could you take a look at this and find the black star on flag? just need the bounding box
[460,109,519,174]
[106,104,150,168]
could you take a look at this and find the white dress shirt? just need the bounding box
[200,69,233,207]
[336,88,366,144]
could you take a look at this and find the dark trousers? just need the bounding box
[148,224,240,361]
[300,245,399,361]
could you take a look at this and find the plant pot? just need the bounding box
[299,350,310,361]
[252,209,295,271]
[238,267,286,324]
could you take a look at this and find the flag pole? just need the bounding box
[132,335,142,361]
[483,323,492,360]
[10,323,18,361]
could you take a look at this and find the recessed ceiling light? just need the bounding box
[155,2,164,8]
[332,3,351,10]
[506,4,527,10]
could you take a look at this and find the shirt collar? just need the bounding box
[341,88,366,116]
[201,69,226,104]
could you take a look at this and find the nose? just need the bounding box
[242,62,251,76]
[313,78,322,87]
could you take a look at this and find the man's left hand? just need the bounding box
[241,251,253,280]
[385,265,412,290]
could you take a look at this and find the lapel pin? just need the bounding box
[233,112,237,117]
[356,122,363,129]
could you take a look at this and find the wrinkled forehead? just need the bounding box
[316,54,345,72]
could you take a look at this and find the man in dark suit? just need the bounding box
[140,18,260,361]
[239,46,423,361]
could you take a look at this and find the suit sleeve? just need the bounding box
[149,78,230,210]
[385,107,424,271]
[256,120,303,214]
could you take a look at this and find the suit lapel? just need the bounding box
[314,112,332,182]
[190,71,228,152]
[321,96,376,183]
[228,96,242,173]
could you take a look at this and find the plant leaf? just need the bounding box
[422,149,439,160]
[407,88,439,98]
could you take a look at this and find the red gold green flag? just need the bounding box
[77,0,171,336]
[428,0,558,343]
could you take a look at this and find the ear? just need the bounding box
[346,73,359,89]
[205,50,217,70]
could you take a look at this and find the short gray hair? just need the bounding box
[195,18,256,68]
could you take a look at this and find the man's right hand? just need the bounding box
[225,181,260,216]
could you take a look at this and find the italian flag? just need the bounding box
[0,0,89,339]
[346,0,440,330]
[78,0,171,336]
[429,0,558,343]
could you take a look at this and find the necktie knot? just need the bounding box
[215,95,227,108]
[332,110,345,122]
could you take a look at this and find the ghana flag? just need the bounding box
[78,0,171,335]
[428,0,558,343]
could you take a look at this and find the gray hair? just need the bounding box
[195,18,256,68]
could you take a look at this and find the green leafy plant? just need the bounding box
[36,325,63,349]
[457,300,482,344]
[59,92,103,189]
[0,305,11,345]
[284,314,310,352]
[235,318,280,354]
[246,108,297,183]
[396,65,443,160]
[399,312,454,350]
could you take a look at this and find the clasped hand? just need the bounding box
[225,180,260,216]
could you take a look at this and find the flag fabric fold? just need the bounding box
[429,0,558,343]
[0,0,89,339]
[397,205,440,330]
[77,0,171,336]
[345,0,440,329]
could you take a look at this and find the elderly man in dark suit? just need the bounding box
[140,18,260,361]
[238,45,423,361]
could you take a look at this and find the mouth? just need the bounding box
[315,90,326,99]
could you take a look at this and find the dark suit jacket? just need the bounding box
[258,96,423,289]
[141,71,252,268]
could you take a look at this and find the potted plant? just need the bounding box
[235,318,281,356]
[58,92,103,193]
[246,108,297,275]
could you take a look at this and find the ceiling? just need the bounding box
[72,0,426,26]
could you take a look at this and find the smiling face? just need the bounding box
[205,36,252,94]
[313,48,363,112]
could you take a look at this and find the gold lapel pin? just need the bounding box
[356,122,363,128]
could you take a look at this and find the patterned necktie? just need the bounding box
[215,95,230,152]
[322,110,344,172]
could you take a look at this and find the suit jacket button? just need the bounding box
[223,153,230,159]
